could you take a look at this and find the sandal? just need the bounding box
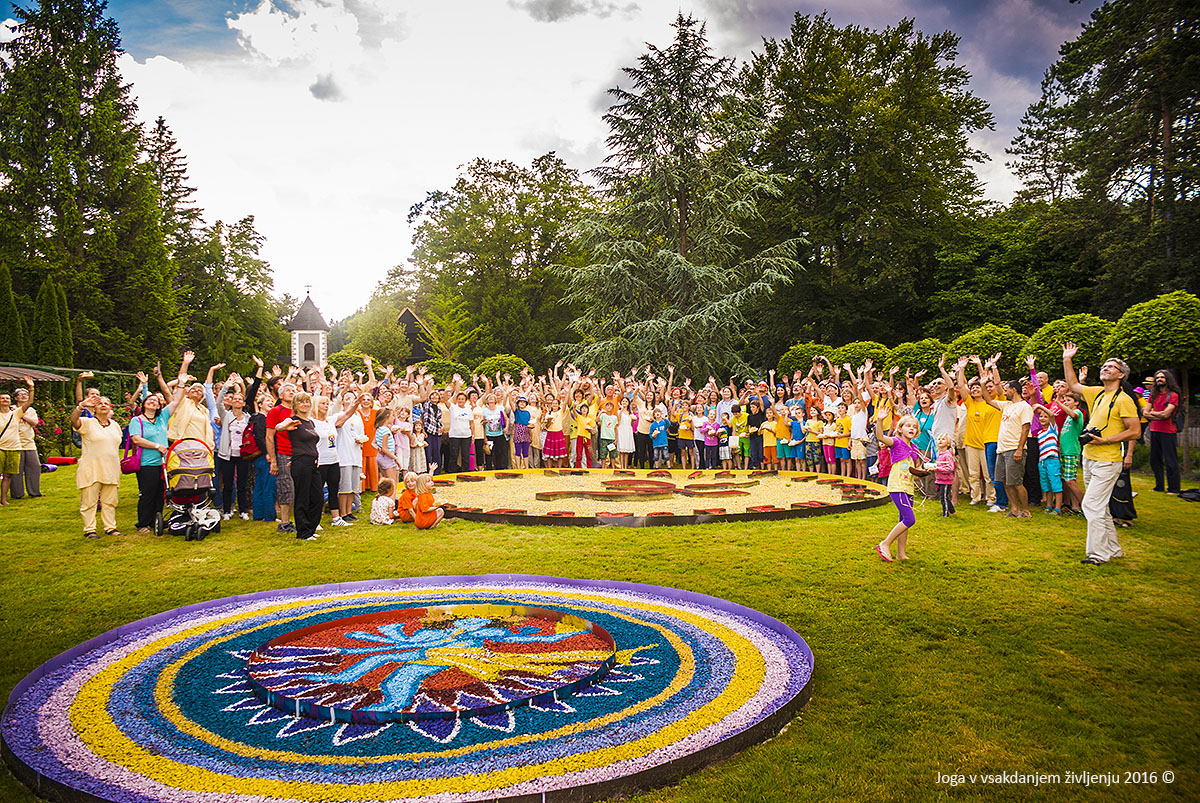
[105,529,124,537]
[83,531,98,539]
[875,544,893,563]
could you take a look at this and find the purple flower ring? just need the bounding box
[2,576,814,802]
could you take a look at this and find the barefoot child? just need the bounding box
[412,473,446,529]
[875,410,929,562]
[396,471,418,523]
[370,477,401,525]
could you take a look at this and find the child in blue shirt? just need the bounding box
[650,409,670,468]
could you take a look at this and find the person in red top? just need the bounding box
[265,383,297,533]
[1145,369,1183,494]
[412,473,445,529]
[396,472,417,523]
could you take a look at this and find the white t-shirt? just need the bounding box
[448,404,473,439]
[227,416,249,457]
[336,412,364,467]
[312,419,339,466]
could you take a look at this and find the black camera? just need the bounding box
[1078,427,1103,445]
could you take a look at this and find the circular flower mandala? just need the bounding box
[2,576,813,802]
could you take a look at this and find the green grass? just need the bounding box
[1,467,1198,802]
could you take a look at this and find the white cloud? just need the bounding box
[116,0,1084,320]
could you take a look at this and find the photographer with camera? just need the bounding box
[1062,343,1141,565]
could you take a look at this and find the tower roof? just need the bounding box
[287,295,330,332]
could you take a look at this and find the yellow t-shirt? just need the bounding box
[774,412,791,440]
[835,417,851,449]
[677,409,693,439]
[545,408,564,433]
[1080,386,1139,463]
[963,396,999,449]
[803,419,820,442]
[761,420,776,448]
[0,409,20,450]
[732,412,748,439]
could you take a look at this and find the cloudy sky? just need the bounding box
[8,0,1101,321]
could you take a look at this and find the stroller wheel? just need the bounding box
[185,523,198,542]
[153,511,164,537]
[212,519,221,535]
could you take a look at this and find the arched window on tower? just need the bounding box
[304,342,315,363]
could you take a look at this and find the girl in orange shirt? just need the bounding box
[397,472,417,523]
[412,473,445,529]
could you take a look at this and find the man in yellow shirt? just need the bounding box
[1063,342,1140,565]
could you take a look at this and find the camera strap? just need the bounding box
[1091,391,1119,434]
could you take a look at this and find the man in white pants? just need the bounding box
[1062,342,1140,565]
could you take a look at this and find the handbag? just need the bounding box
[120,419,143,474]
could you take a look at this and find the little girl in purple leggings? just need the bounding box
[874,409,931,562]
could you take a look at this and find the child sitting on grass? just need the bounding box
[397,471,417,523]
[412,473,446,529]
[370,477,401,525]
[934,433,957,517]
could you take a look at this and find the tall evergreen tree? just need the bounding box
[31,278,63,366]
[0,263,25,362]
[557,14,799,376]
[0,0,180,367]
[1009,0,1199,308]
[146,115,202,256]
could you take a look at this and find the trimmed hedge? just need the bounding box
[945,324,1028,378]
[830,341,891,373]
[1104,290,1200,374]
[886,338,946,376]
[776,342,830,378]
[419,358,471,385]
[1025,314,1113,376]
[474,354,532,381]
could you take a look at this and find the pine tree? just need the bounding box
[31,278,64,366]
[56,281,73,367]
[0,262,25,362]
[0,0,181,367]
[146,115,202,256]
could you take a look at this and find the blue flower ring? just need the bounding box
[2,576,814,802]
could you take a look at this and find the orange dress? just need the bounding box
[360,406,379,493]
[397,488,416,523]
[413,492,441,529]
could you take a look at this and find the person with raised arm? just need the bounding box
[1062,342,1141,565]
[0,377,35,505]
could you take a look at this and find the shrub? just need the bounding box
[326,348,373,374]
[419,358,471,385]
[830,341,891,372]
[1024,314,1113,377]
[886,338,946,376]
[1103,290,1200,375]
[776,342,830,379]
[473,354,532,382]
[946,324,1028,378]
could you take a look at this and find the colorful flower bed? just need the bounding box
[2,577,814,803]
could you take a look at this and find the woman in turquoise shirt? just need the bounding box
[129,373,171,533]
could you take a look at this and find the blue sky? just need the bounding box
[7,0,1102,319]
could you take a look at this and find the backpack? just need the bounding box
[240,419,263,459]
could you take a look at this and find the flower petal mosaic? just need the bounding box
[1,576,814,803]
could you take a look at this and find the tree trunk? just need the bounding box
[1182,366,1191,474]
[677,190,689,258]
[1161,93,1175,259]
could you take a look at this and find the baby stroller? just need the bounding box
[156,438,221,541]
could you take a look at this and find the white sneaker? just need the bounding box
[969,499,980,505]
[332,517,351,527]
[987,504,1004,513]
[222,512,233,521]
[240,512,250,520]
[316,524,324,532]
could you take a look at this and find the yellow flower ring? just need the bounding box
[2,577,814,802]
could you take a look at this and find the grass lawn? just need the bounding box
[1,466,1197,802]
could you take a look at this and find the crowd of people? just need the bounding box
[2,344,1188,563]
